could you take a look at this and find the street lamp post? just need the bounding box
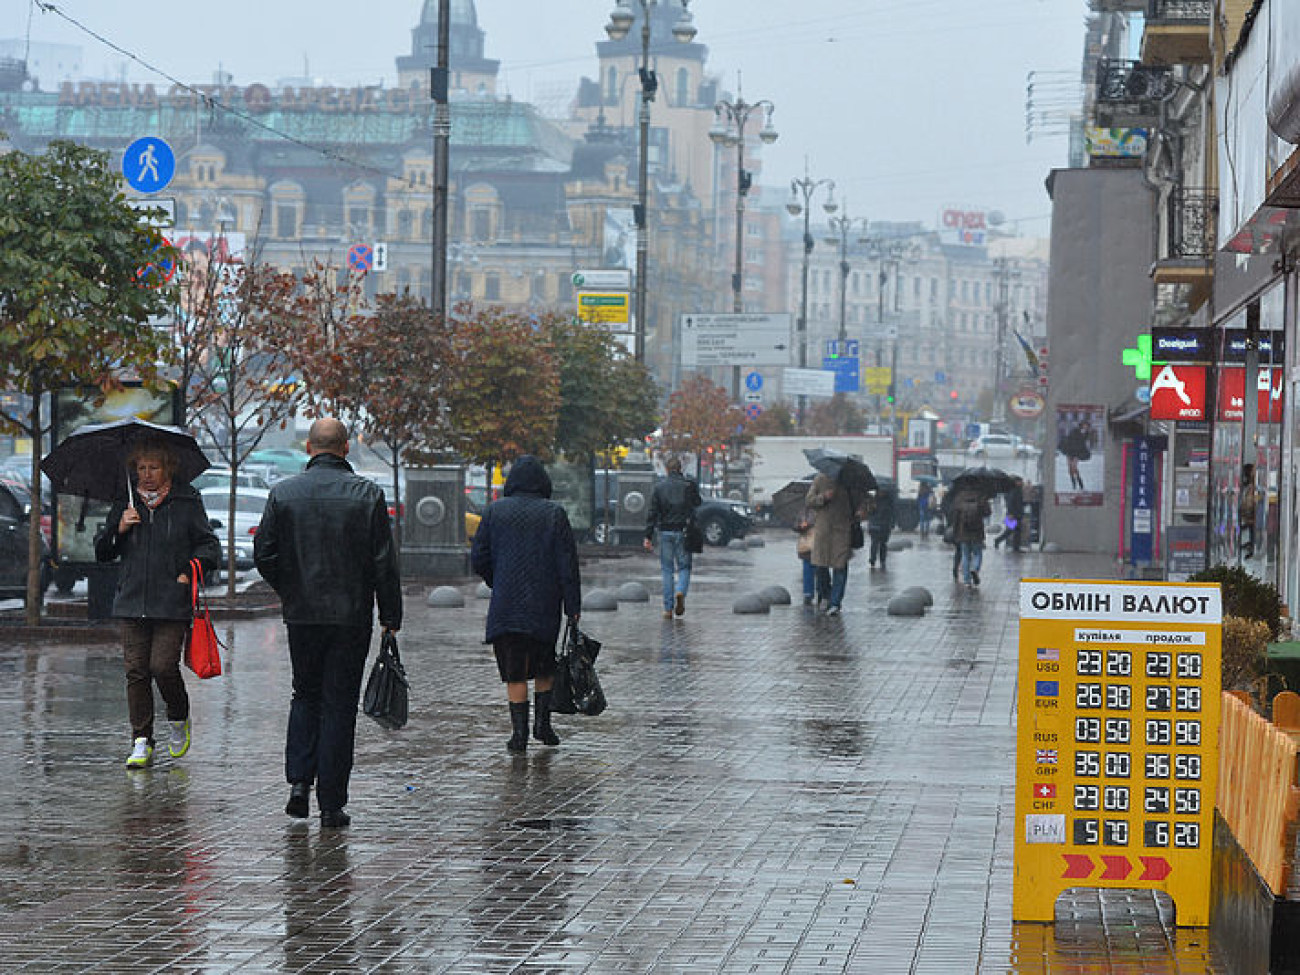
[604,0,697,365]
[865,236,921,424]
[710,86,777,398]
[786,168,836,424]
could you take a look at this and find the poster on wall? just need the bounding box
[1054,404,1105,506]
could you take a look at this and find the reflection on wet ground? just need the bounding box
[0,535,1228,971]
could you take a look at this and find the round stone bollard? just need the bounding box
[887,538,912,551]
[728,538,748,550]
[899,585,933,608]
[475,581,492,599]
[584,589,619,612]
[733,593,771,614]
[616,581,649,602]
[887,592,928,617]
[1042,541,1062,553]
[758,585,791,606]
[427,586,465,608]
[746,535,765,548]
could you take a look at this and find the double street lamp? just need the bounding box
[786,170,835,423]
[710,88,776,397]
[826,210,869,343]
[604,0,697,364]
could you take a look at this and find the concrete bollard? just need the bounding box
[427,586,465,608]
[746,536,765,548]
[733,593,771,614]
[899,585,933,607]
[758,585,791,606]
[475,582,492,599]
[584,589,619,612]
[616,581,649,602]
[887,592,928,616]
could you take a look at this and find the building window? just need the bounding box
[485,273,501,301]
[276,205,297,239]
[397,210,412,239]
[676,67,690,106]
[605,66,617,103]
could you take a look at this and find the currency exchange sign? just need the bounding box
[1013,580,1221,926]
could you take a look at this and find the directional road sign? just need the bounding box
[824,356,862,394]
[680,313,793,367]
[577,292,631,330]
[373,242,389,272]
[123,137,175,194]
[826,339,860,357]
[572,269,631,290]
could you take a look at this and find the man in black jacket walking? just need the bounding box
[643,455,702,619]
[254,418,402,827]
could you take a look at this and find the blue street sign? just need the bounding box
[826,339,860,358]
[347,243,374,272]
[122,137,175,194]
[822,355,859,393]
[935,371,946,383]
[745,371,763,392]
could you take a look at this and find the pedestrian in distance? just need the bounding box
[1239,463,1259,559]
[866,484,896,569]
[805,471,859,615]
[643,454,702,619]
[951,490,992,587]
[916,481,934,540]
[992,476,1025,552]
[794,506,817,606]
[471,455,581,754]
[94,440,221,769]
[254,418,403,828]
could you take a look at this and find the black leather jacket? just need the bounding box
[253,453,402,629]
[94,482,221,621]
[644,472,702,539]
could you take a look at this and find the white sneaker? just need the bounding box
[126,737,153,768]
[168,719,191,759]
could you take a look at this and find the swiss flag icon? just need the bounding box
[1149,365,1206,421]
[1033,783,1056,799]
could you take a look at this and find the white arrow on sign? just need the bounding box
[680,313,793,367]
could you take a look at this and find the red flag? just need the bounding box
[1033,783,1056,799]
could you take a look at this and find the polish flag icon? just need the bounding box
[1033,783,1056,799]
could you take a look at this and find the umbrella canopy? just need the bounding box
[803,447,878,509]
[41,418,211,502]
[948,466,1016,497]
[770,477,815,526]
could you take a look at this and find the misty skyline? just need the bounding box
[2,0,1085,234]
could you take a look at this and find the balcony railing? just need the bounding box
[1167,188,1216,260]
[1147,0,1211,23]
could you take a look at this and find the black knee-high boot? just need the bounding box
[508,701,530,753]
[533,690,560,746]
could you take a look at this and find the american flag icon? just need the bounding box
[1036,647,1059,662]
[1036,749,1058,764]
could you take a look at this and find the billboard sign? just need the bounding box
[938,207,988,246]
[1149,365,1207,421]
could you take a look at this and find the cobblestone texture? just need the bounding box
[0,534,1227,972]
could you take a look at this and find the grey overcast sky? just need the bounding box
[3,0,1086,234]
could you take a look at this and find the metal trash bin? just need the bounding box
[85,563,119,621]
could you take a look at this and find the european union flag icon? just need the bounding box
[1035,680,1059,697]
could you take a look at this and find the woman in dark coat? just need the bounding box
[470,456,582,753]
[94,439,220,768]
[866,483,896,569]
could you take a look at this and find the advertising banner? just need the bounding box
[1054,405,1105,506]
[1216,366,1284,423]
[1149,365,1207,421]
[1013,580,1221,925]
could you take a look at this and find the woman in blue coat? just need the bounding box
[470,456,581,753]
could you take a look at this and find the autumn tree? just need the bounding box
[187,255,307,593]
[0,141,178,622]
[805,393,868,436]
[541,313,658,459]
[443,306,561,468]
[661,375,745,481]
[288,281,451,544]
[746,401,796,436]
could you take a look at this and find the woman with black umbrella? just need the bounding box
[94,439,220,767]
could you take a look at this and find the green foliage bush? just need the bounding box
[1188,564,1282,639]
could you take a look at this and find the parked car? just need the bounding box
[200,486,270,570]
[247,448,307,479]
[0,480,51,599]
[591,470,753,547]
[968,433,1018,460]
[192,467,271,493]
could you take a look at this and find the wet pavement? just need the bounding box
[0,533,1229,973]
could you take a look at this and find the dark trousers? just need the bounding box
[122,619,190,744]
[285,624,371,813]
[869,532,889,566]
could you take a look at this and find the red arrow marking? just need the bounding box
[1062,854,1094,879]
[1101,855,1132,880]
[1140,856,1172,881]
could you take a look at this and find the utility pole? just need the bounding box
[991,256,1019,424]
[430,0,450,318]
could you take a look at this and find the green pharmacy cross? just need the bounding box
[1121,334,1162,381]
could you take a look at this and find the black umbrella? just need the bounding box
[41,418,211,503]
[803,447,878,509]
[948,466,1016,497]
[770,477,815,526]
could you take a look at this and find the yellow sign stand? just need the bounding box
[1013,580,1221,925]
[576,291,630,327]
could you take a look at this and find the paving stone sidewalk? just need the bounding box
[0,533,1227,972]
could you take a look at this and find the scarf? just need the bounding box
[137,484,170,510]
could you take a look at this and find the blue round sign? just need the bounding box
[745,371,763,392]
[123,137,175,194]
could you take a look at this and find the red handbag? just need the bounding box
[183,558,222,679]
